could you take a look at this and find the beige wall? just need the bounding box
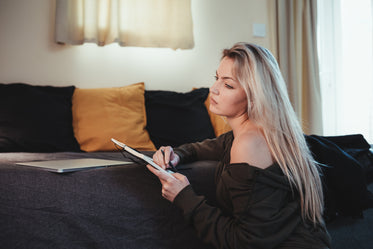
[0,0,275,91]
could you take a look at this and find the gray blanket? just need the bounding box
[0,152,216,249]
[1,152,372,249]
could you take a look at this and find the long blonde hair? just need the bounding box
[222,43,324,225]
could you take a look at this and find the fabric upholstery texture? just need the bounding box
[0,83,80,152]
[72,82,156,152]
[0,151,215,249]
[306,135,373,220]
[145,88,215,148]
[0,151,372,249]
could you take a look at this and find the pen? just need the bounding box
[161,149,177,172]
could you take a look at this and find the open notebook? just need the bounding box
[16,158,131,173]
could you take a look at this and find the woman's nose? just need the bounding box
[210,83,219,95]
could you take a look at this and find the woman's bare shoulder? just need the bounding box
[230,131,273,169]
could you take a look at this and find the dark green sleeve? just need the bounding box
[173,165,257,249]
[174,131,233,163]
[173,163,316,249]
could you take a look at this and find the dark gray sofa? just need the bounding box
[0,152,216,249]
[1,82,372,249]
[328,183,373,249]
[1,151,372,249]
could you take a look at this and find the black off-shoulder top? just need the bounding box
[173,132,331,249]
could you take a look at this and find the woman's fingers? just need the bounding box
[152,149,166,169]
[146,165,189,202]
[146,164,172,182]
[163,146,173,165]
[161,173,190,202]
[172,172,187,181]
[152,146,177,170]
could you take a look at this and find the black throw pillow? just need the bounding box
[145,88,215,148]
[306,134,373,221]
[0,83,81,152]
[322,134,373,184]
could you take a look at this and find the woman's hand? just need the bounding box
[152,146,180,170]
[146,165,190,203]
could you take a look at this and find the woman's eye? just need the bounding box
[225,83,233,89]
[214,75,218,80]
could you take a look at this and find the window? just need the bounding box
[55,0,194,49]
[317,0,373,143]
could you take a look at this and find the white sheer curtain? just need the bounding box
[317,0,373,143]
[55,0,194,49]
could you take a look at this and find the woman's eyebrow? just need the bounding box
[216,71,235,81]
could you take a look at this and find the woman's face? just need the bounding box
[209,57,248,119]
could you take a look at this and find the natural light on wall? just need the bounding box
[317,0,373,143]
[55,0,194,49]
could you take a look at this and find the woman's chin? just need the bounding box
[209,105,219,114]
[209,109,225,117]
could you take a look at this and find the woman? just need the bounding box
[146,43,331,249]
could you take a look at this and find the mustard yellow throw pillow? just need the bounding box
[72,83,156,152]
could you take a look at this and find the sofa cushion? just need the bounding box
[0,83,80,152]
[72,82,156,152]
[145,88,215,148]
[306,134,373,220]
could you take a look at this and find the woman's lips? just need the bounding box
[210,97,217,105]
